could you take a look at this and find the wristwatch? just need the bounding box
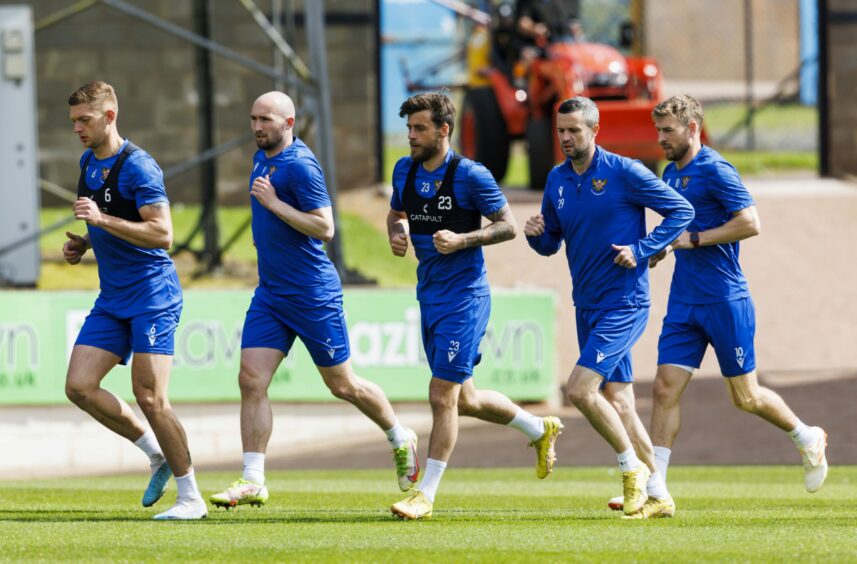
[689,231,700,248]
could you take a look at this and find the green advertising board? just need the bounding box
[0,289,555,404]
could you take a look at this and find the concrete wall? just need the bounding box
[3,0,377,204]
[644,0,800,84]
[826,0,857,178]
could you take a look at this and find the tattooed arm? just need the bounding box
[432,204,518,255]
[73,198,173,249]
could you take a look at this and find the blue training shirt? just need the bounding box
[79,139,175,295]
[249,138,341,304]
[391,150,507,304]
[527,146,694,309]
[662,145,754,304]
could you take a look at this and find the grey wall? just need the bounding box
[5,0,377,204]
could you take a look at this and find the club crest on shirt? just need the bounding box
[434,179,443,192]
[591,178,608,195]
[100,167,110,182]
[681,176,691,190]
[267,166,277,176]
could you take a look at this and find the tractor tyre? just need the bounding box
[526,116,554,190]
[460,87,509,182]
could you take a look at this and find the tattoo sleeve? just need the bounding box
[462,204,517,248]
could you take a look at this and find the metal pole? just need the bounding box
[237,0,312,81]
[818,0,829,176]
[744,0,755,150]
[34,0,99,32]
[101,0,305,91]
[305,0,347,279]
[272,0,285,91]
[194,0,220,270]
[374,0,383,183]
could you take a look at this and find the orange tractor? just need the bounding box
[456,6,666,188]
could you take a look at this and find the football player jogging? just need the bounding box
[606,95,828,512]
[525,96,694,519]
[63,81,206,520]
[210,92,419,509]
[388,92,563,521]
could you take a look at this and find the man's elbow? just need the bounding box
[747,217,761,238]
[507,221,518,240]
[157,226,173,249]
[319,224,335,243]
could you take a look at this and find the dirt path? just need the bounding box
[296,176,857,468]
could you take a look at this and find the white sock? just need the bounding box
[617,448,642,473]
[653,446,672,481]
[175,470,201,501]
[243,452,266,484]
[417,458,447,503]
[647,471,670,499]
[133,430,164,466]
[506,407,545,441]
[788,419,816,448]
[384,420,411,449]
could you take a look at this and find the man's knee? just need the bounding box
[566,383,595,408]
[238,364,273,398]
[318,364,360,402]
[65,379,88,406]
[733,391,762,413]
[429,380,459,413]
[325,378,358,402]
[652,377,681,408]
[457,389,478,416]
[134,389,167,416]
[606,393,634,418]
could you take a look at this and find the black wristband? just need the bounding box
[690,231,700,248]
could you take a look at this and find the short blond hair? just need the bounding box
[653,95,703,127]
[68,81,118,113]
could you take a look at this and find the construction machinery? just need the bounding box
[428,1,665,189]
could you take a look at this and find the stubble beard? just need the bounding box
[256,130,284,151]
[664,140,690,162]
[565,140,589,165]
[412,133,442,163]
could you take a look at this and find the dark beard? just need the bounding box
[412,134,442,163]
[566,143,589,163]
[256,131,284,151]
[666,142,690,162]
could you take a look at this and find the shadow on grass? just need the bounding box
[0,509,152,522]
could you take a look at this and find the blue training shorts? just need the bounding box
[657,296,756,377]
[420,295,490,384]
[75,270,183,364]
[576,306,649,382]
[241,286,350,367]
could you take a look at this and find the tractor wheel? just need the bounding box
[460,87,509,182]
[526,116,554,190]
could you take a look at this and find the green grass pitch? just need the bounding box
[1,466,854,562]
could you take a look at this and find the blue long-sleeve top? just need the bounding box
[527,146,694,309]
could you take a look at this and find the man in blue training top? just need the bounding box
[643,95,827,497]
[209,92,420,510]
[525,96,694,519]
[63,81,206,520]
[388,92,563,521]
